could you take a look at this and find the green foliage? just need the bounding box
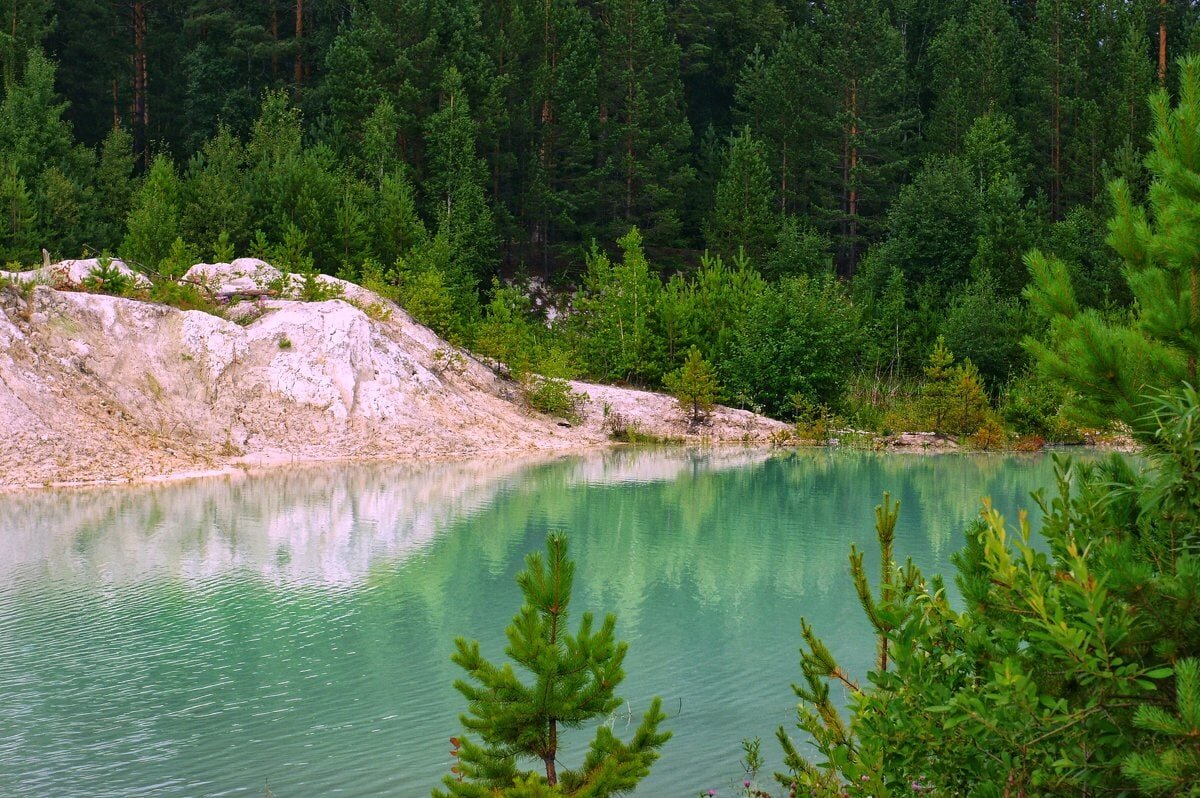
[145,278,220,315]
[920,336,990,436]
[721,273,859,417]
[763,217,831,281]
[474,280,541,379]
[1026,56,1200,440]
[521,376,585,424]
[0,158,35,262]
[872,155,979,299]
[1000,373,1078,442]
[663,346,719,425]
[91,126,134,250]
[181,124,250,257]
[424,67,496,281]
[1123,658,1200,795]
[123,154,185,274]
[436,533,670,797]
[572,228,664,386]
[940,273,1029,390]
[79,256,133,296]
[706,126,778,262]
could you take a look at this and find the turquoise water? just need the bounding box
[0,448,1075,796]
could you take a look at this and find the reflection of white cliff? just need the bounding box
[0,448,777,588]
[565,447,775,486]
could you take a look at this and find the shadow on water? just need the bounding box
[0,447,1091,796]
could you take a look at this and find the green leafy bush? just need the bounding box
[522,376,585,423]
[720,273,859,417]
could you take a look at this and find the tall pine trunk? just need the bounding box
[294,0,303,90]
[1159,0,1168,86]
[131,0,148,168]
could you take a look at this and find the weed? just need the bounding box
[277,336,292,350]
[347,297,393,322]
[431,347,467,376]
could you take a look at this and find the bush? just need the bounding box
[939,273,1029,390]
[522,375,585,423]
[1001,373,1079,442]
[720,273,859,417]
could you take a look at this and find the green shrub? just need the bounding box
[80,257,135,296]
[522,375,585,423]
[663,346,720,425]
[145,279,221,315]
[1001,373,1079,442]
[720,273,859,417]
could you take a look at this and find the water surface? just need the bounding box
[0,448,1075,796]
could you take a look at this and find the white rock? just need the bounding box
[183,259,283,294]
[2,258,151,288]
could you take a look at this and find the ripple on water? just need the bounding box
[0,449,1074,795]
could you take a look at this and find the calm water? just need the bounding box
[0,448,1078,796]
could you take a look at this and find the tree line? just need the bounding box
[3,0,1199,431]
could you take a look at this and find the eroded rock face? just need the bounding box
[0,261,788,488]
[183,258,282,294]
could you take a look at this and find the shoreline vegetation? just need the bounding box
[2,257,1134,494]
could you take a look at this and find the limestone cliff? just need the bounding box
[0,259,787,488]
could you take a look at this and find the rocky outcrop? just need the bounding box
[0,260,786,488]
[883,431,959,450]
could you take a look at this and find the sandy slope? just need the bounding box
[0,261,787,489]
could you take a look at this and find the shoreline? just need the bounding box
[0,437,1138,495]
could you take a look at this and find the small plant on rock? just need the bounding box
[80,256,134,296]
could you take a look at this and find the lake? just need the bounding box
[0,448,1078,796]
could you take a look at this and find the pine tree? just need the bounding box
[813,0,916,276]
[91,126,137,251]
[921,336,956,433]
[0,0,52,84]
[1026,55,1200,439]
[595,0,694,244]
[181,124,250,256]
[1122,658,1200,793]
[705,126,777,262]
[435,533,670,797]
[0,47,75,181]
[572,227,664,386]
[926,0,1024,151]
[424,66,496,282]
[374,167,427,267]
[734,25,826,217]
[664,345,720,425]
[0,158,35,263]
[522,0,600,262]
[123,153,184,273]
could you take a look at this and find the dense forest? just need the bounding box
[5,0,1198,433]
